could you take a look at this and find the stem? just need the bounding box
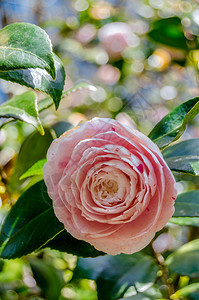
[152,246,175,299]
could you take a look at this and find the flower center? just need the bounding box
[95,179,119,199]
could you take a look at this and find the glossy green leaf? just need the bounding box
[38,81,97,112]
[52,121,73,138]
[9,129,53,192]
[73,253,158,300]
[29,257,65,300]
[0,54,65,110]
[0,91,44,134]
[43,230,104,257]
[166,156,199,175]
[170,190,199,226]
[148,98,199,149]
[171,283,199,300]
[163,139,199,175]
[148,17,188,50]
[0,181,64,259]
[0,23,55,79]
[0,180,105,259]
[173,191,199,217]
[163,139,199,159]
[19,159,47,180]
[166,239,199,277]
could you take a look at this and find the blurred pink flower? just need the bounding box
[44,118,177,255]
[98,22,134,59]
[97,64,120,85]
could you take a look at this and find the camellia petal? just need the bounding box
[43,118,177,255]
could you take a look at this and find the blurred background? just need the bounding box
[0,0,199,299]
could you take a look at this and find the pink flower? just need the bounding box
[98,22,132,59]
[43,118,177,255]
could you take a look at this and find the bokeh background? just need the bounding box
[0,0,199,299]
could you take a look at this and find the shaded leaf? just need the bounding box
[29,257,65,300]
[173,190,199,217]
[166,156,199,175]
[148,17,188,50]
[0,23,55,79]
[0,91,44,134]
[0,54,65,110]
[0,180,105,259]
[9,128,53,192]
[19,159,47,180]
[43,230,104,257]
[52,121,73,138]
[73,253,158,300]
[163,139,199,175]
[166,239,199,277]
[148,98,199,149]
[0,181,64,259]
[163,139,199,159]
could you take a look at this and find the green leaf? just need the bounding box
[169,217,199,227]
[0,181,64,259]
[0,54,65,110]
[0,23,56,79]
[42,230,104,258]
[148,17,188,50]
[19,159,47,180]
[166,239,199,277]
[169,190,199,226]
[52,121,73,138]
[0,180,105,259]
[166,156,199,175]
[73,253,158,300]
[173,190,199,217]
[38,81,97,112]
[9,128,53,192]
[163,139,199,158]
[148,98,199,149]
[29,257,65,300]
[163,139,199,175]
[0,91,44,134]
[171,283,199,300]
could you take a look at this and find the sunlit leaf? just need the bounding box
[171,283,199,300]
[148,98,199,149]
[9,129,53,192]
[169,217,199,227]
[0,91,44,134]
[0,54,65,109]
[20,159,47,180]
[0,23,55,79]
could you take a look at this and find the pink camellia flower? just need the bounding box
[43,118,177,255]
[98,22,139,59]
